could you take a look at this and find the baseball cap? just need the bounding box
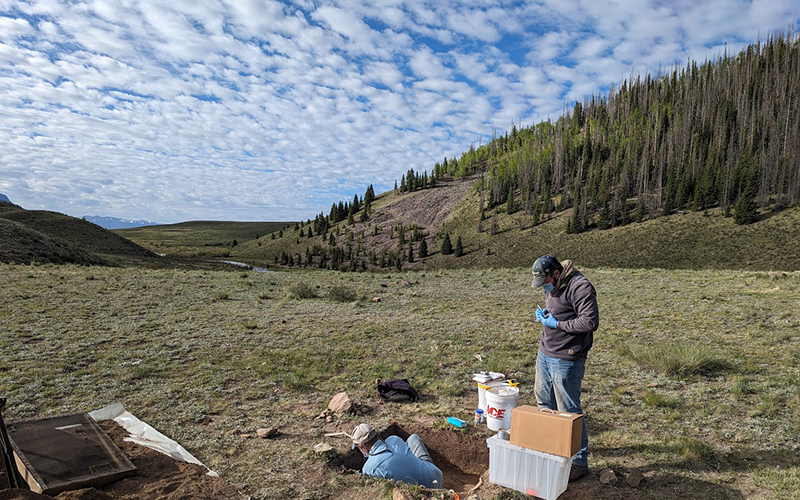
[350,423,377,446]
[531,255,562,288]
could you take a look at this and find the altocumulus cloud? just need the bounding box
[0,0,797,222]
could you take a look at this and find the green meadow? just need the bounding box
[2,264,798,499]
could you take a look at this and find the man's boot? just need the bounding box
[569,464,589,482]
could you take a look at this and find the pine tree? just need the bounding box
[419,238,428,258]
[455,236,463,257]
[734,169,759,225]
[407,241,414,262]
[441,233,453,255]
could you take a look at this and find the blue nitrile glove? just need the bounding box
[535,307,546,323]
[541,311,559,329]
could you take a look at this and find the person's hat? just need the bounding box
[350,423,377,446]
[531,255,562,288]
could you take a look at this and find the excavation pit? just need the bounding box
[330,422,490,493]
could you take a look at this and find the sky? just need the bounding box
[1,1,798,223]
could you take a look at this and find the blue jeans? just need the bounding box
[534,350,589,467]
[407,434,433,463]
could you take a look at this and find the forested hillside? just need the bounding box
[428,30,799,231]
[239,31,800,272]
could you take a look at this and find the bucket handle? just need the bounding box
[538,408,559,415]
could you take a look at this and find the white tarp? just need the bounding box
[89,402,219,477]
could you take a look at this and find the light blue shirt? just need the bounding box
[362,436,443,488]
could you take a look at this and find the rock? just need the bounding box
[372,297,381,302]
[229,429,241,436]
[325,415,334,423]
[239,434,252,439]
[392,489,415,500]
[599,468,618,485]
[327,392,355,415]
[626,468,643,487]
[313,443,333,453]
[257,427,278,439]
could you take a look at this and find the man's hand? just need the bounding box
[539,310,559,329]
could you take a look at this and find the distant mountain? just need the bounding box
[83,215,160,229]
[0,193,12,204]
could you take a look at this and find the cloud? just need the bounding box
[0,0,798,222]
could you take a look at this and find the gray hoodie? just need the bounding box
[540,260,599,360]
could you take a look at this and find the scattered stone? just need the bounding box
[325,415,334,423]
[257,427,278,439]
[392,488,415,500]
[313,442,333,453]
[646,382,658,388]
[599,468,618,485]
[626,468,644,488]
[327,392,355,415]
[230,429,241,436]
[239,434,252,440]
[372,297,381,302]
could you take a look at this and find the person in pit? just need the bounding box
[530,254,599,482]
[350,423,443,488]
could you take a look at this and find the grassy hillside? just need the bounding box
[2,264,798,499]
[117,220,291,259]
[231,176,800,272]
[0,204,160,266]
[0,218,109,265]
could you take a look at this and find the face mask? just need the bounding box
[542,283,554,293]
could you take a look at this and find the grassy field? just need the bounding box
[116,220,292,259]
[1,264,799,499]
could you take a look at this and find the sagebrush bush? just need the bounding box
[287,282,318,299]
[328,285,357,303]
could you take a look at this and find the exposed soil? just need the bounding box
[330,422,490,493]
[1,421,245,500]
[373,177,477,234]
[349,176,478,266]
[328,422,679,500]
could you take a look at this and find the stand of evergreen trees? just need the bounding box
[432,31,800,229]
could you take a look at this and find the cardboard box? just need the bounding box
[509,405,583,457]
[487,435,572,500]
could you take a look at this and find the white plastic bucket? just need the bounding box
[485,386,519,431]
[477,381,507,413]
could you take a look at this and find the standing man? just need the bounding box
[531,255,599,482]
[351,423,443,489]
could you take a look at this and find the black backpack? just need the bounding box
[377,379,420,402]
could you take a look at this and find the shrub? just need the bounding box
[328,285,357,303]
[287,282,318,299]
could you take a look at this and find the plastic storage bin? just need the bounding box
[486,435,573,500]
